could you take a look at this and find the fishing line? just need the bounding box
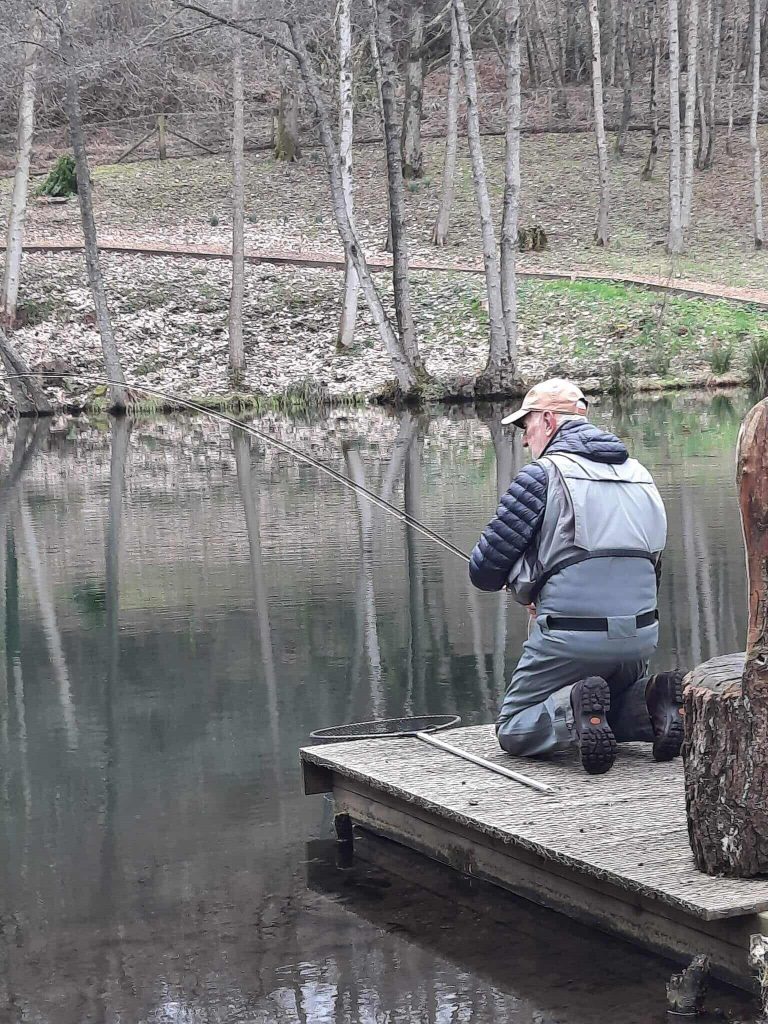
[1,372,472,562]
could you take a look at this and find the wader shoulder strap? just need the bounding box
[529,549,657,602]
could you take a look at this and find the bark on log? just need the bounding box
[684,398,768,877]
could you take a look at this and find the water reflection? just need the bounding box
[0,393,756,1022]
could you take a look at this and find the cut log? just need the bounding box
[684,397,768,877]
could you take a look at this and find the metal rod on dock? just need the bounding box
[414,732,556,794]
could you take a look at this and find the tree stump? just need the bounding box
[684,398,768,877]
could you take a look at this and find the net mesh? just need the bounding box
[309,714,461,743]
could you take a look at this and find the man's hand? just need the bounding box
[526,603,537,620]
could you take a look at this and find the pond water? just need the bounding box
[0,392,759,1023]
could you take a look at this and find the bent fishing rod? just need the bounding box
[1,372,471,563]
[5,372,555,794]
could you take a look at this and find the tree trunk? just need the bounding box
[684,399,768,876]
[229,0,245,388]
[703,0,723,167]
[453,0,507,371]
[565,0,579,80]
[287,20,422,393]
[726,13,738,156]
[493,0,521,390]
[696,64,709,168]
[606,0,617,84]
[668,0,685,253]
[642,0,661,179]
[372,0,423,372]
[54,0,127,412]
[750,0,764,248]
[368,20,393,253]
[274,59,301,162]
[0,327,51,415]
[531,0,569,115]
[681,0,699,232]
[2,13,41,330]
[401,0,425,180]
[615,0,633,154]
[432,11,461,246]
[338,0,359,347]
[587,0,610,245]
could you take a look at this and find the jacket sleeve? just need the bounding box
[468,462,548,592]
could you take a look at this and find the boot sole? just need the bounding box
[652,672,685,762]
[574,676,617,776]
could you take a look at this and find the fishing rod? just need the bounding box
[5,372,556,794]
[1,372,471,563]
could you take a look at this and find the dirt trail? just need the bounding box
[8,238,768,309]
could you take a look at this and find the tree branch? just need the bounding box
[169,1,300,58]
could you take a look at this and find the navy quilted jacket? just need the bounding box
[468,420,629,592]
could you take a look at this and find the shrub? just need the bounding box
[208,214,220,226]
[36,154,77,198]
[708,339,734,375]
[747,331,768,394]
[608,356,635,395]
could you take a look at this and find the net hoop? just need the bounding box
[309,714,461,743]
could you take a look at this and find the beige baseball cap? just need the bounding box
[501,378,589,426]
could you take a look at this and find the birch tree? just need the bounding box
[498,0,521,373]
[750,0,764,247]
[453,0,507,370]
[337,0,359,348]
[587,0,610,245]
[615,0,633,154]
[432,10,461,246]
[371,0,423,372]
[642,0,661,179]
[229,0,245,387]
[703,0,723,167]
[726,12,739,156]
[681,0,700,232]
[401,0,425,179]
[172,1,428,391]
[2,12,41,330]
[54,0,127,411]
[668,0,685,253]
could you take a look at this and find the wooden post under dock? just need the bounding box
[684,397,768,877]
[301,727,768,992]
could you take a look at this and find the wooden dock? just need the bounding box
[301,725,768,992]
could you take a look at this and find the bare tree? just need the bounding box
[453,0,507,376]
[371,0,424,373]
[703,0,723,167]
[681,0,699,232]
[54,0,127,411]
[274,55,300,161]
[229,0,245,388]
[498,0,521,373]
[432,10,461,246]
[750,0,764,246]
[615,0,633,154]
[668,0,684,253]
[337,0,359,348]
[587,0,610,245]
[2,12,41,330]
[401,0,425,179]
[642,0,661,179]
[726,10,739,156]
[0,327,51,415]
[531,0,569,114]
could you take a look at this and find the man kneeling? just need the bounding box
[469,379,685,775]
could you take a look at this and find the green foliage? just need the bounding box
[608,356,636,395]
[708,339,734,375]
[747,332,768,395]
[35,154,77,198]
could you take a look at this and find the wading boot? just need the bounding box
[645,671,686,762]
[570,677,617,775]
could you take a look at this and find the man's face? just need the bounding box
[521,410,557,458]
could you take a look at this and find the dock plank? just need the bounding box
[301,724,768,922]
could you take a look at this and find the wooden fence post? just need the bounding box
[684,397,768,877]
